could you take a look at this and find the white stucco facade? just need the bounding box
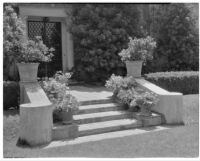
[19,5,74,72]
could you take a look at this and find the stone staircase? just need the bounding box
[74,98,162,137]
[53,95,163,141]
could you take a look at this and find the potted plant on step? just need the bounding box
[53,94,79,124]
[118,36,156,78]
[105,74,137,98]
[41,71,79,124]
[16,36,54,82]
[134,91,159,117]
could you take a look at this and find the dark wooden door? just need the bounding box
[28,19,62,77]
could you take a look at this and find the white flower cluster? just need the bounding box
[41,72,79,112]
[118,36,156,63]
[105,74,159,110]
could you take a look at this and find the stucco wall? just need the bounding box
[18,4,74,71]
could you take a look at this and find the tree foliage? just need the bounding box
[3,5,26,80]
[69,4,142,82]
[143,4,199,73]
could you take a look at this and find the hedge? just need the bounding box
[144,71,199,95]
[3,81,19,110]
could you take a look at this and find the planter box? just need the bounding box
[126,61,143,78]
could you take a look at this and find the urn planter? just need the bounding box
[125,61,143,78]
[53,108,74,125]
[17,63,39,82]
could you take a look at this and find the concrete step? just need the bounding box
[77,103,123,114]
[52,123,78,141]
[78,119,142,137]
[79,98,113,106]
[74,111,132,124]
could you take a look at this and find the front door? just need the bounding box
[28,18,62,77]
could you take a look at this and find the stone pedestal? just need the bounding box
[19,82,53,146]
[19,103,53,146]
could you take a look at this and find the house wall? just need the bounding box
[18,4,74,72]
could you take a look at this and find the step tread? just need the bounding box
[79,98,113,105]
[74,111,129,120]
[79,119,140,131]
[79,103,120,110]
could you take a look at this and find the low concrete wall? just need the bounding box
[19,82,79,146]
[135,78,184,125]
[19,82,53,146]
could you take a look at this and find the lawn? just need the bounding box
[3,94,199,158]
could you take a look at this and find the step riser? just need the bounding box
[79,122,142,137]
[77,106,123,114]
[79,99,113,106]
[74,113,132,124]
[52,124,78,141]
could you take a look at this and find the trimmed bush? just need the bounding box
[144,71,199,95]
[3,81,19,110]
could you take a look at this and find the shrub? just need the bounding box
[16,36,54,63]
[118,36,156,64]
[105,74,159,111]
[3,6,54,80]
[144,71,199,95]
[3,81,19,110]
[105,74,137,96]
[143,4,199,73]
[69,4,142,82]
[3,5,26,81]
[40,71,79,112]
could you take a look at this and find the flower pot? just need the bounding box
[53,108,73,125]
[17,63,39,82]
[60,110,73,124]
[125,61,143,78]
[140,106,152,117]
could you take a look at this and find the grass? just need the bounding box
[3,94,199,158]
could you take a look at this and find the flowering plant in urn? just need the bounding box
[118,36,156,77]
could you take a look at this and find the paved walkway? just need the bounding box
[70,86,113,102]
